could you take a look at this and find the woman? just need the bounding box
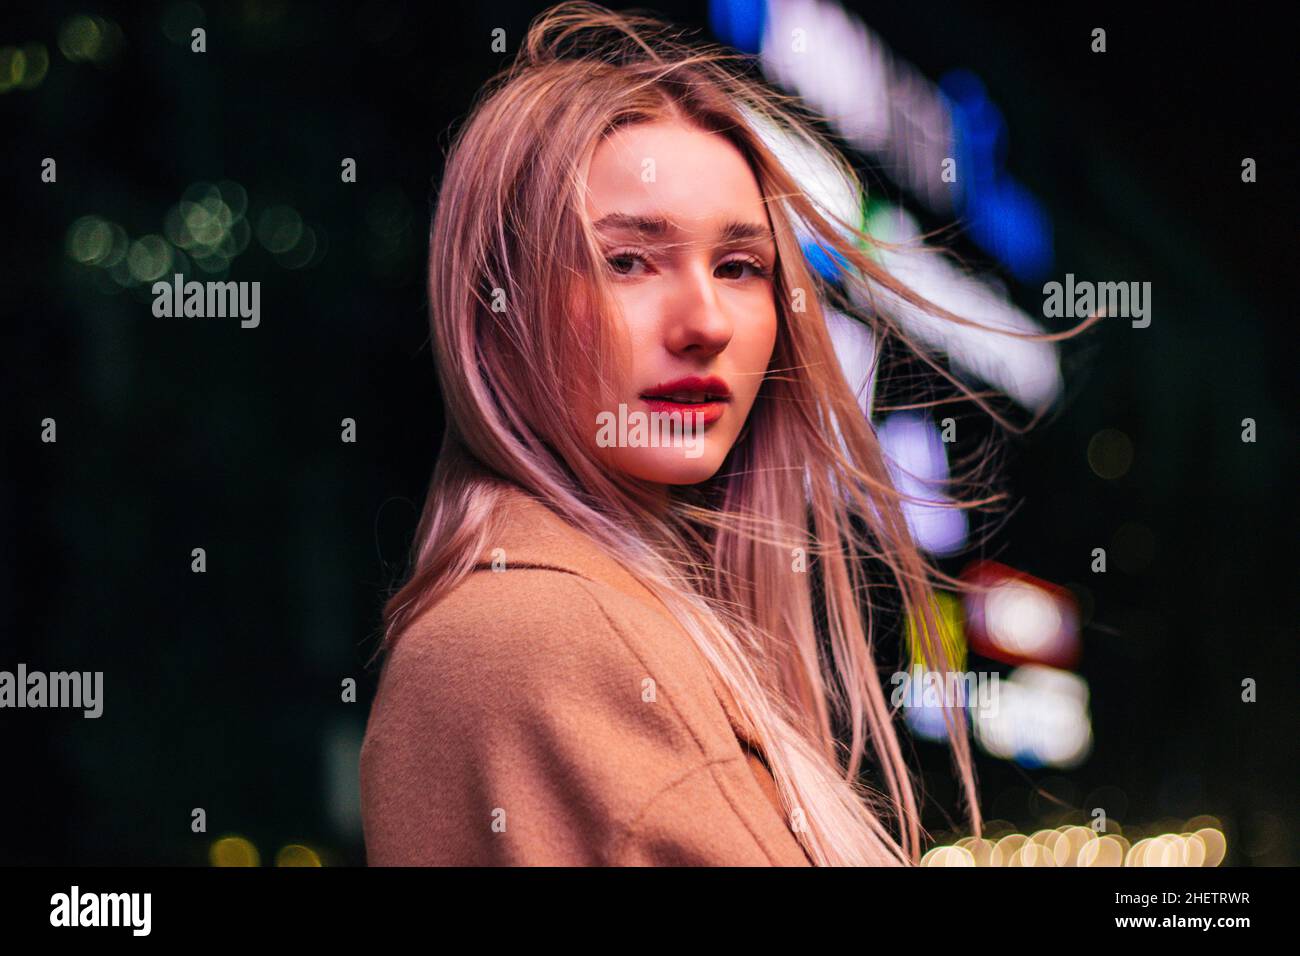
[361,2,1058,866]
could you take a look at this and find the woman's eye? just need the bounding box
[606,252,769,280]
[716,257,769,280]
[606,252,650,276]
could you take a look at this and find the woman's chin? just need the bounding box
[610,446,726,486]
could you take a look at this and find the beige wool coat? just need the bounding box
[360,484,815,866]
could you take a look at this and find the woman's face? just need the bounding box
[582,118,779,487]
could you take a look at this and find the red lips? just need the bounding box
[639,375,732,401]
[639,375,732,427]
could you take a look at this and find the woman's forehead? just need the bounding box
[584,121,770,235]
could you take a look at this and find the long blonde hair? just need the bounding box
[378,1,1079,865]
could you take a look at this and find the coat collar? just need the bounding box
[470,484,669,612]
[470,483,761,750]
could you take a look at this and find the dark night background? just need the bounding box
[1,1,1294,866]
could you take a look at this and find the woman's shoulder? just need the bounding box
[359,566,743,864]
[359,527,805,864]
[366,563,734,767]
[381,486,713,697]
[383,565,652,693]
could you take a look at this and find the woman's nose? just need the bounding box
[662,263,734,357]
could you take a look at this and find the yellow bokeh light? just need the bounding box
[1056,825,1096,866]
[275,844,323,867]
[1180,832,1208,867]
[1124,838,1147,866]
[58,15,121,65]
[0,44,49,93]
[127,234,174,283]
[1195,827,1227,867]
[59,16,103,62]
[933,817,1226,868]
[21,43,49,88]
[958,837,995,866]
[0,48,19,92]
[905,590,966,673]
[66,216,114,265]
[989,833,1027,867]
[1078,834,1125,867]
[209,835,260,867]
[921,845,976,867]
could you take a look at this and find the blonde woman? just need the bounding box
[360,2,1068,866]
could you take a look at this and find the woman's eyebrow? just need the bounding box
[717,219,776,245]
[593,213,774,245]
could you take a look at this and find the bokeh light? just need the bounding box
[0,43,50,93]
[986,582,1063,658]
[66,216,115,266]
[127,234,173,283]
[256,204,303,254]
[1088,428,1135,479]
[58,15,123,66]
[275,844,323,867]
[935,819,1227,866]
[973,665,1093,768]
[209,835,260,867]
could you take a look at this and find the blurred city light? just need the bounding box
[275,844,323,867]
[961,560,1081,668]
[899,590,971,743]
[716,0,1056,285]
[929,821,1226,866]
[209,835,260,867]
[0,42,50,93]
[878,411,969,555]
[708,0,767,55]
[744,103,1063,413]
[857,201,1063,411]
[940,69,1054,282]
[973,664,1092,768]
[255,204,303,254]
[748,0,957,216]
[62,177,329,297]
[127,234,173,283]
[58,14,123,66]
[824,308,878,418]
